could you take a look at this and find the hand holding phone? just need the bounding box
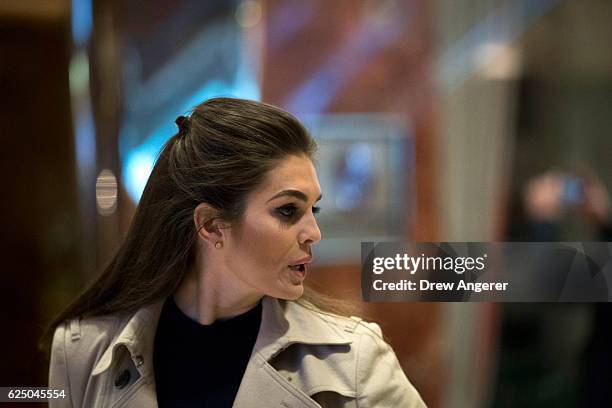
[561,176,585,207]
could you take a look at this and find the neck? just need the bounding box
[173,255,262,325]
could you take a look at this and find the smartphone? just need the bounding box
[561,176,585,206]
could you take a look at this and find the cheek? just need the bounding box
[235,216,293,266]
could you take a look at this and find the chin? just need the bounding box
[276,285,304,301]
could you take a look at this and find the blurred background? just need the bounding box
[1,0,611,407]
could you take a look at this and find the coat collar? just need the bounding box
[254,297,353,362]
[91,296,352,377]
[91,300,164,377]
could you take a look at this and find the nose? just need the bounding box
[299,212,322,246]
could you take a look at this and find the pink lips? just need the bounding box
[288,256,313,267]
[288,256,312,282]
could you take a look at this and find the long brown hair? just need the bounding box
[41,97,358,352]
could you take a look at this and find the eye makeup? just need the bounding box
[275,204,320,222]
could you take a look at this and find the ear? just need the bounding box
[193,203,231,247]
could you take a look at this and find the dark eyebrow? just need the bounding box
[267,189,322,203]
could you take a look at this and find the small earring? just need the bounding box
[215,242,223,249]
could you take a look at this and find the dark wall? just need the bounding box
[0,17,81,387]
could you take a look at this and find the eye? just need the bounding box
[276,204,321,220]
[277,204,297,218]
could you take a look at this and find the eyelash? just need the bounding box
[277,204,321,219]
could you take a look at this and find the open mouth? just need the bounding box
[288,264,306,273]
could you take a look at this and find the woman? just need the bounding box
[47,98,425,407]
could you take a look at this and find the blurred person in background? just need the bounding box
[523,170,611,241]
[524,170,612,407]
[43,98,425,407]
[498,168,611,407]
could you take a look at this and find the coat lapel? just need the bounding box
[233,353,321,408]
[90,301,164,408]
[233,297,353,408]
[111,375,157,408]
[90,296,352,407]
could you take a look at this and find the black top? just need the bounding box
[153,296,262,408]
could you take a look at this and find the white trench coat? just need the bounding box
[49,296,426,407]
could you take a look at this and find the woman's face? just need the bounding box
[223,154,322,300]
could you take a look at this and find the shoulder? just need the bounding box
[278,300,426,406]
[288,300,404,377]
[52,314,126,358]
[50,300,163,364]
[50,314,127,377]
[49,314,127,407]
[287,298,385,342]
[279,299,394,374]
